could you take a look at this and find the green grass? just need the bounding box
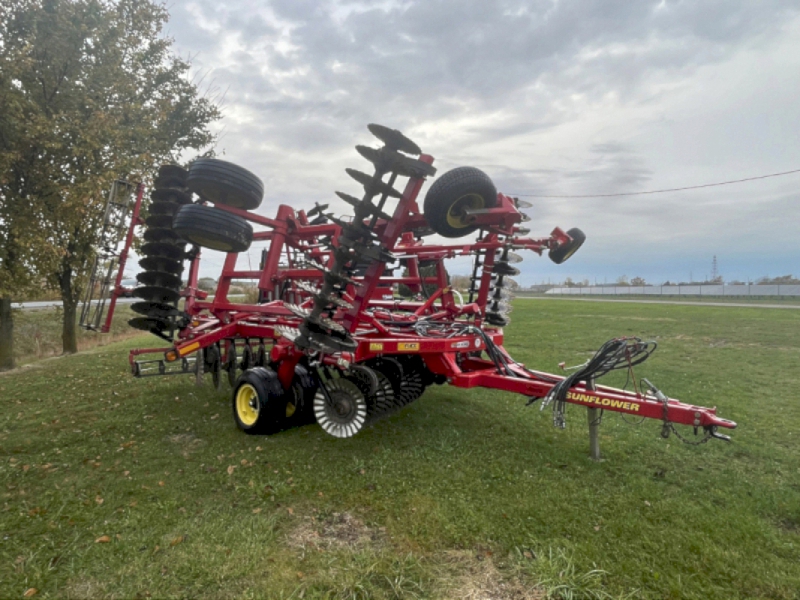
[10,305,141,365]
[515,293,800,305]
[2,301,799,599]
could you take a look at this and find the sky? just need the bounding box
[154,0,800,286]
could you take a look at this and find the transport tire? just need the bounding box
[423,167,497,238]
[549,228,586,264]
[288,364,317,425]
[186,158,264,210]
[172,204,253,253]
[232,367,286,434]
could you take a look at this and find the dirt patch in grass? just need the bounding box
[778,518,799,534]
[165,432,206,458]
[287,511,386,551]
[443,550,544,600]
[63,578,108,599]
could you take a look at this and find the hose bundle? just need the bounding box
[542,337,657,428]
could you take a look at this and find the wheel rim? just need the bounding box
[286,389,298,418]
[560,243,580,262]
[185,233,235,252]
[236,383,259,426]
[446,193,484,229]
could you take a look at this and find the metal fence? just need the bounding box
[544,284,800,297]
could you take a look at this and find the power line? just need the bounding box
[512,167,800,198]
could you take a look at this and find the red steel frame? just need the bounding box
[114,155,736,438]
[99,183,145,333]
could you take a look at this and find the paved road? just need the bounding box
[12,295,245,311]
[516,296,800,309]
[12,298,138,310]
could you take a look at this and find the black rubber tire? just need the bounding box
[289,364,317,425]
[186,158,264,210]
[232,367,286,434]
[172,204,253,253]
[423,167,497,238]
[549,228,586,265]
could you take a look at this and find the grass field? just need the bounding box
[514,293,800,306]
[10,306,141,366]
[2,300,799,599]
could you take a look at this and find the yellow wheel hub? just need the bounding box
[189,234,233,252]
[446,193,485,229]
[235,383,259,426]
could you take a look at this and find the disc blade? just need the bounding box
[136,270,182,289]
[335,191,392,221]
[145,214,174,229]
[150,188,192,204]
[133,285,181,304]
[345,169,402,199]
[131,301,179,318]
[492,262,521,276]
[139,256,183,274]
[283,302,310,319]
[149,201,181,216]
[367,123,422,155]
[355,145,435,178]
[156,164,188,188]
[494,251,523,264]
[128,316,171,332]
[143,227,182,244]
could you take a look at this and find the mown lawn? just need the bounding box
[1,300,799,599]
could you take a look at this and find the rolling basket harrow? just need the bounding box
[82,124,736,452]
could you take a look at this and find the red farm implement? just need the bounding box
[83,123,736,453]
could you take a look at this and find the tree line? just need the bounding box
[0,0,220,370]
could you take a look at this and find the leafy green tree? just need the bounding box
[398,264,450,298]
[0,0,220,366]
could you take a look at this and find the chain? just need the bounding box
[658,391,713,445]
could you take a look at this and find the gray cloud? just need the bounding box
[160,0,800,283]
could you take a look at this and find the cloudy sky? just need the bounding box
[161,0,800,286]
